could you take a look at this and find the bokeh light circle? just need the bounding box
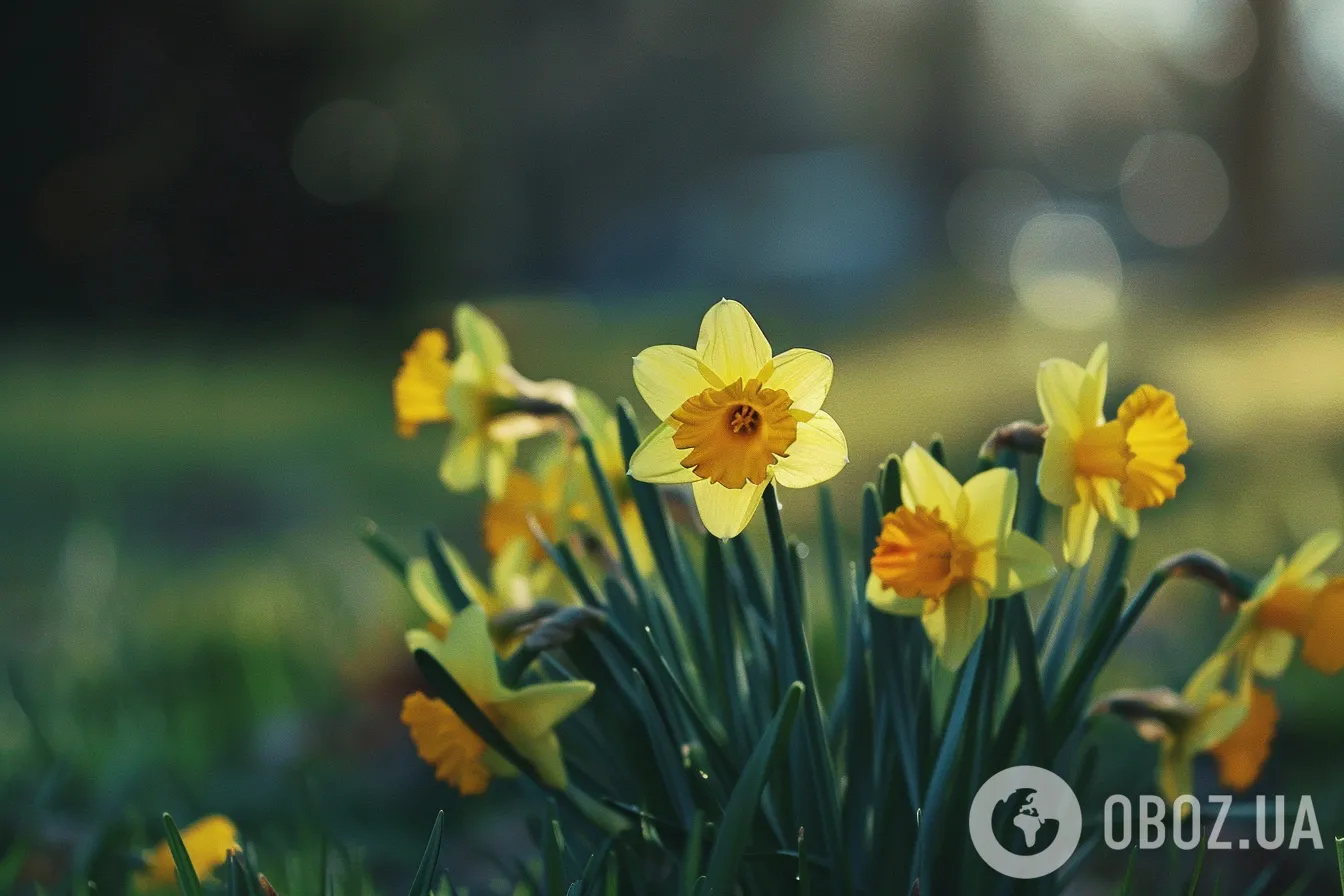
[1120,131,1229,248]
[1010,212,1122,331]
[291,99,400,205]
[946,170,1054,284]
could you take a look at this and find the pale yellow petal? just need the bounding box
[772,411,848,489]
[429,604,507,703]
[1062,493,1100,567]
[408,557,453,626]
[485,444,516,499]
[1181,650,1232,707]
[924,582,987,670]
[1036,359,1086,439]
[696,299,772,384]
[866,572,928,616]
[1078,342,1109,425]
[961,467,1017,546]
[513,730,569,789]
[1192,694,1251,753]
[1038,427,1079,508]
[1283,529,1341,583]
[633,344,714,420]
[1251,629,1296,679]
[628,422,698,484]
[1158,740,1193,807]
[454,303,510,372]
[764,348,833,415]
[439,430,484,492]
[899,442,962,520]
[693,477,769,539]
[987,531,1057,597]
[499,680,596,739]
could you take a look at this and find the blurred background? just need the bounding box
[4,0,1344,890]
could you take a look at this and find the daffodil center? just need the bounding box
[671,379,797,489]
[1074,419,1132,480]
[870,506,977,600]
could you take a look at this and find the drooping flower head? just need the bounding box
[403,604,594,795]
[1037,343,1192,566]
[1097,651,1278,807]
[134,815,239,891]
[393,328,453,438]
[1217,529,1344,689]
[628,299,848,539]
[866,443,1056,669]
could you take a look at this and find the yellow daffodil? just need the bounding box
[403,604,594,794]
[865,443,1056,669]
[438,304,577,498]
[1217,529,1344,691]
[1037,343,1192,566]
[565,389,654,572]
[484,463,567,561]
[1098,652,1277,807]
[628,299,848,539]
[393,328,453,437]
[134,815,239,891]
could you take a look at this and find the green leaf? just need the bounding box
[877,455,902,515]
[1115,846,1137,896]
[1336,837,1343,896]
[682,812,705,896]
[423,529,473,613]
[797,827,810,896]
[161,813,202,896]
[544,800,565,896]
[1185,834,1208,896]
[406,810,445,896]
[630,669,699,826]
[359,519,410,581]
[704,683,804,895]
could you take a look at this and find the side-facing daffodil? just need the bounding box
[484,461,568,561]
[1096,651,1278,807]
[436,304,577,498]
[134,815,239,891]
[1217,529,1344,691]
[393,328,453,437]
[1037,343,1192,566]
[866,443,1056,669]
[628,299,848,539]
[402,604,594,795]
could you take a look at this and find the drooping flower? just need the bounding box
[1096,651,1278,806]
[393,328,453,437]
[628,299,848,539]
[403,604,594,794]
[437,304,577,498]
[133,815,239,891]
[866,443,1056,669]
[1217,529,1344,690]
[1037,344,1192,566]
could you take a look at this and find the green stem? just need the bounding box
[577,430,647,601]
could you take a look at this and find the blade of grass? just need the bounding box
[161,814,203,896]
[406,811,445,896]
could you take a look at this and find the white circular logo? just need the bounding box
[969,765,1083,879]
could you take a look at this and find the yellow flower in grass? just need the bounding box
[393,328,453,437]
[1099,652,1278,808]
[628,299,848,539]
[865,443,1056,669]
[439,304,576,498]
[1037,343,1192,566]
[1218,529,1344,690]
[403,604,594,795]
[134,815,239,891]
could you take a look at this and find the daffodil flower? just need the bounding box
[865,443,1056,669]
[438,304,577,498]
[627,299,848,539]
[1037,343,1192,566]
[393,328,453,438]
[134,815,239,891]
[403,604,594,794]
[1217,529,1344,690]
[1097,652,1277,807]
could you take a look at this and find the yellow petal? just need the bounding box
[899,443,962,521]
[1209,687,1278,791]
[960,467,1016,546]
[1283,529,1342,583]
[924,582,987,670]
[136,815,240,888]
[485,444,514,498]
[633,344,713,420]
[628,422,698,484]
[512,730,569,789]
[1116,385,1191,510]
[771,411,848,489]
[1251,629,1296,679]
[1300,580,1344,675]
[1158,740,1194,807]
[695,299,773,384]
[987,531,1057,597]
[408,558,456,625]
[453,303,510,373]
[693,477,768,539]
[1062,493,1100,567]
[424,604,507,704]
[1078,342,1109,425]
[393,329,452,438]
[764,348,833,415]
[499,680,596,740]
[439,430,484,492]
[1192,693,1250,752]
[866,571,927,615]
[1036,358,1086,439]
[1181,650,1232,708]
[1038,426,1079,507]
